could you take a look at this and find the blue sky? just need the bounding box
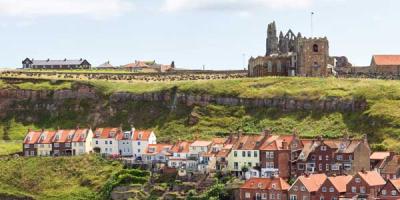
[0,0,399,70]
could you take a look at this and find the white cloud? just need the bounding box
[162,0,313,12]
[0,0,134,19]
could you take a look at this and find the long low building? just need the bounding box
[22,58,91,69]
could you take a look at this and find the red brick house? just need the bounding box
[370,55,400,75]
[295,136,370,176]
[345,170,386,200]
[52,129,75,156]
[370,152,400,180]
[316,175,352,200]
[259,132,303,179]
[23,129,42,156]
[378,179,400,199]
[239,177,290,200]
[288,173,327,200]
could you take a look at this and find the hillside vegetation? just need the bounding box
[0,155,123,199]
[0,77,400,152]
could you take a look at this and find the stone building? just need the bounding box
[248,21,334,77]
[370,55,400,75]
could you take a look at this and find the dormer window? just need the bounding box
[258,183,263,188]
[26,136,31,141]
[148,147,155,153]
[321,146,327,151]
[340,143,346,150]
[138,133,142,139]
[272,183,276,189]
[110,131,115,138]
[67,134,73,140]
[55,134,60,141]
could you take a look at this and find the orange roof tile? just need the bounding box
[171,141,191,153]
[297,174,327,192]
[132,130,153,141]
[37,130,56,144]
[72,129,89,142]
[143,144,172,155]
[212,138,227,144]
[232,135,265,150]
[94,127,121,139]
[241,178,290,190]
[53,129,75,143]
[390,179,400,191]
[328,175,352,193]
[373,55,400,66]
[370,152,391,160]
[358,171,386,186]
[24,130,42,144]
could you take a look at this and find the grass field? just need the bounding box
[0,155,123,199]
[0,140,21,156]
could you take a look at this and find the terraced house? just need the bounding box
[23,129,42,156]
[295,136,370,176]
[37,130,56,156]
[92,127,122,155]
[52,129,76,156]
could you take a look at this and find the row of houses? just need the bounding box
[239,170,400,200]
[23,127,156,158]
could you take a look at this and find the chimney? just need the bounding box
[47,58,50,62]
[361,168,366,174]
[263,128,272,138]
[64,58,67,61]
[317,135,323,141]
[80,58,83,61]
[363,134,368,144]
[282,139,288,150]
[238,129,243,138]
[389,151,395,159]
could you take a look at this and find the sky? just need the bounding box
[0,0,399,70]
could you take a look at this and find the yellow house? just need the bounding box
[226,134,267,175]
[37,130,56,156]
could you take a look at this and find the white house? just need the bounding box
[92,127,121,155]
[168,141,197,170]
[131,129,157,159]
[72,128,93,155]
[142,144,172,164]
[117,131,133,157]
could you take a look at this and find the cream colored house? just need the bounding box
[72,128,93,155]
[37,130,56,156]
[226,135,266,176]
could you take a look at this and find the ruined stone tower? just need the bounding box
[266,21,279,56]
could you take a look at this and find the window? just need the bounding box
[267,61,272,72]
[319,155,322,160]
[319,164,323,171]
[270,193,275,199]
[110,141,112,144]
[138,141,141,145]
[245,192,251,198]
[254,151,258,157]
[313,44,319,52]
[311,155,316,160]
[247,151,251,157]
[325,155,329,160]
[242,151,246,157]
[321,146,326,151]
[355,178,361,183]
[382,189,387,195]
[105,141,108,145]
[248,162,252,167]
[234,162,239,170]
[277,61,282,73]
[24,144,30,148]
[234,151,237,157]
[290,195,297,200]
[360,186,366,194]
[54,143,59,148]
[298,164,305,170]
[277,193,281,200]
[65,143,70,148]
[322,187,327,192]
[337,155,343,160]
[326,164,329,170]
[301,186,306,191]
[391,190,397,196]
[329,187,334,192]
[351,186,356,193]
[262,193,267,199]
[293,186,298,191]
[320,197,324,200]
[272,184,276,189]
[95,141,98,145]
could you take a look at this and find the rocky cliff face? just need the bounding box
[0,84,367,115]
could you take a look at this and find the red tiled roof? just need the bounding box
[212,138,227,144]
[232,135,265,150]
[53,129,75,143]
[143,144,172,155]
[297,173,327,192]
[370,152,390,160]
[241,178,290,191]
[24,130,42,144]
[72,129,89,142]
[390,179,400,191]
[37,130,56,144]
[328,175,352,193]
[358,171,386,186]
[94,127,121,139]
[171,141,191,153]
[373,55,400,66]
[132,130,153,141]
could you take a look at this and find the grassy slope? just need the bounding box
[0,155,123,199]
[0,77,400,152]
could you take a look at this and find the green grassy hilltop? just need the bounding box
[1,76,400,153]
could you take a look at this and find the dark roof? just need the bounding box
[25,58,90,66]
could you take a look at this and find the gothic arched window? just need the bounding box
[267,61,273,72]
[277,61,282,73]
[313,44,319,52]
